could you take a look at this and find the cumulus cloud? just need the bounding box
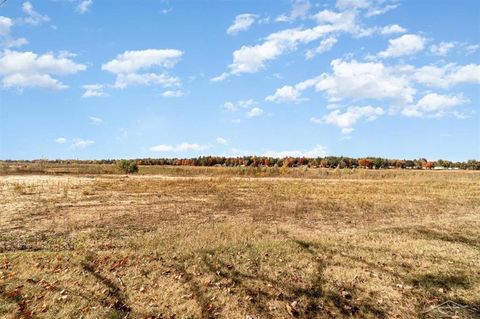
[223,101,237,112]
[402,93,468,117]
[364,3,399,17]
[222,99,261,116]
[216,137,228,145]
[211,72,229,82]
[149,143,211,152]
[89,116,103,124]
[20,2,50,26]
[263,145,327,158]
[246,107,264,118]
[0,16,28,49]
[380,24,406,35]
[316,59,415,104]
[213,2,388,80]
[0,50,86,90]
[55,137,67,144]
[162,90,184,97]
[378,34,426,58]
[463,44,479,55]
[429,41,455,56]
[76,0,93,14]
[82,84,105,97]
[319,105,384,134]
[227,14,258,35]
[71,138,94,149]
[267,58,478,124]
[102,49,182,74]
[2,37,28,48]
[268,59,415,105]
[113,72,180,89]
[102,49,183,90]
[265,76,321,103]
[276,0,311,22]
[305,37,337,59]
[412,64,480,88]
[266,85,303,103]
[0,16,13,37]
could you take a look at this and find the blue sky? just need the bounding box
[0,0,479,161]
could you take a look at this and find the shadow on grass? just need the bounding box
[383,225,480,248]
[81,261,132,318]
[171,238,387,319]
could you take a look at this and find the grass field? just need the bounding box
[0,167,479,318]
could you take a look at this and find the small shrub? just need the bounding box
[116,160,139,174]
[13,183,25,195]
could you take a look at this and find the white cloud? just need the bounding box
[449,64,480,85]
[268,59,478,122]
[335,0,400,17]
[211,72,229,82]
[162,90,184,97]
[89,116,103,124]
[402,93,468,117]
[112,72,180,89]
[216,137,228,145]
[76,0,93,14]
[149,143,211,152]
[214,5,376,80]
[380,24,406,35]
[266,76,320,103]
[102,49,183,74]
[378,34,426,58]
[305,37,337,59]
[430,42,455,56]
[21,2,50,26]
[102,49,183,90]
[336,0,370,10]
[55,137,67,144]
[0,16,13,37]
[294,59,415,105]
[82,84,105,97]
[3,37,28,48]
[412,64,480,88]
[276,0,311,22]
[0,50,86,90]
[223,99,259,111]
[238,99,257,108]
[463,44,479,55]
[227,14,258,35]
[266,85,302,103]
[0,16,28,49]
[71,138,94,149]
[246,107,264,118]
[365,3,399,17]
[321,105,384,133]
[317,59,415,104]
[223,101,237,112]
[263,145,327,158]
[309,117,322,124]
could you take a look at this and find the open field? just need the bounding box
[0,168,479,318]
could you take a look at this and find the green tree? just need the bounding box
[116,160,139,174]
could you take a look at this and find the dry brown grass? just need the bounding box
[0,168,479,318]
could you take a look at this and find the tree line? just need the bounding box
[3,157,480,170]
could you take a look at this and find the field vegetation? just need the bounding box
[0,167,479,318]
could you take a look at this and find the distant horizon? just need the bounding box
[2,155,478,163]
[1,0,479,161]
